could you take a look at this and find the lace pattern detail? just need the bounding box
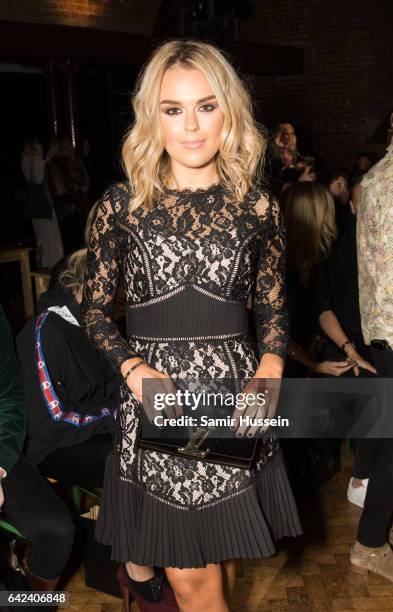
[81,181,287,508]
[81,182,288,366]
[117,336,277,509]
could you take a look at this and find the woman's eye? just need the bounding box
[199,104,216,112]
[165,107,181,115]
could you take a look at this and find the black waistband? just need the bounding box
[126,286,249,340]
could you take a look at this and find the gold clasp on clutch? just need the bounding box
[177,427,212,458]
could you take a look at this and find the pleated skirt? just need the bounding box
[95,449,303,568]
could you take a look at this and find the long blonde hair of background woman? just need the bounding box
[122,39,266,211]
[59,249,87,298]
[284,182,337,286]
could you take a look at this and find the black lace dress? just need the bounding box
[81,181,302,567]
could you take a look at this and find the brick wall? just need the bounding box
[242,0,393,167]
[1,0,392,166]
[0,0,161,35]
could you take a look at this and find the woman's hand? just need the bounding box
[312,360,355,376]
[298,165,316,182]
[343,348,377,377]
[122,359,182,423]
[231,357,283,438]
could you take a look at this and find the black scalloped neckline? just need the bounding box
[162,182,224,196]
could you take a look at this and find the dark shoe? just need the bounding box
[19,559,59,611]
[154,567,171,588]
[161,584,179,611]
[154,567,179,611]
[20,559,59,591]
[116,563,163,611]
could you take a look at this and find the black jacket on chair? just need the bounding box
[16,289,118,464]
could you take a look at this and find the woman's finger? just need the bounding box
[158,378,178,420]
[335,364,354,375]
[140,381,156,423]
[246,412,265,438]
[360,361,377,374]
[258,389,280,432]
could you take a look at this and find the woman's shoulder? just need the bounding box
[246,184,280,222]
[97,181,131,217]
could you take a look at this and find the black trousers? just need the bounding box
[2,434,113,579]
[38,433,113,488]
[353,439,379,479]
[357,347,393,547]
[2,455,74,580]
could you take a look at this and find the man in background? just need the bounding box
[352,118,393,580]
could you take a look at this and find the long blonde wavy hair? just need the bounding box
[284,182,337,286]
[122,40,266,211]
[59,248,87,301]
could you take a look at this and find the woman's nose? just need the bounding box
[184,110,199,132]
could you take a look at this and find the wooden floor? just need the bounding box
[63,459,392,612]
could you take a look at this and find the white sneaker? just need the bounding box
[347,477,369,508]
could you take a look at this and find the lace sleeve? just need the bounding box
[81,188,138,372]
[253,194,289,358]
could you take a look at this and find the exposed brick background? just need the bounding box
[241,0,393,166]
[0,0,392,166]
[0,0,161,35]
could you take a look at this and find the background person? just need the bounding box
[16,248,117,489]
[353,151,374,181]
[281,181,351,490]
[21,138,64,269]
[351,122,393,581]
[45,136,90,254]
[313,176,377,504]
[0,304,74,592]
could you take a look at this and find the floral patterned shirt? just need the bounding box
[357,144,393,347]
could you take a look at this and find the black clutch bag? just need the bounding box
[135,416,259,469]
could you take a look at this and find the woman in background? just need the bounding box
[282,182,354,490]
[45,136,90,254]
[21,138,64,269]
[282,182,350,377]
[17,247,117,488]
[0,304,74,592]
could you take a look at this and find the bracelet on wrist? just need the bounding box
[289,347,297,359]
[123,359,146,381]
[341,340,356,352]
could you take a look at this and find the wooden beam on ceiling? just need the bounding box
[0,20,304,76]
[0,20,153,66]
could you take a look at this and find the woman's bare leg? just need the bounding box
[125,562,155,581]
[165,563,229,612]
[221,559,237,601]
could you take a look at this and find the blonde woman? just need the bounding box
[81,40,302,612]
[284,181,337,287]
[273,122,297,167]
[283,181,355,376]
[16,245,116,485]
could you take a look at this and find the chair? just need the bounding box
[71,485,102,515]
[31,269,51,306]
